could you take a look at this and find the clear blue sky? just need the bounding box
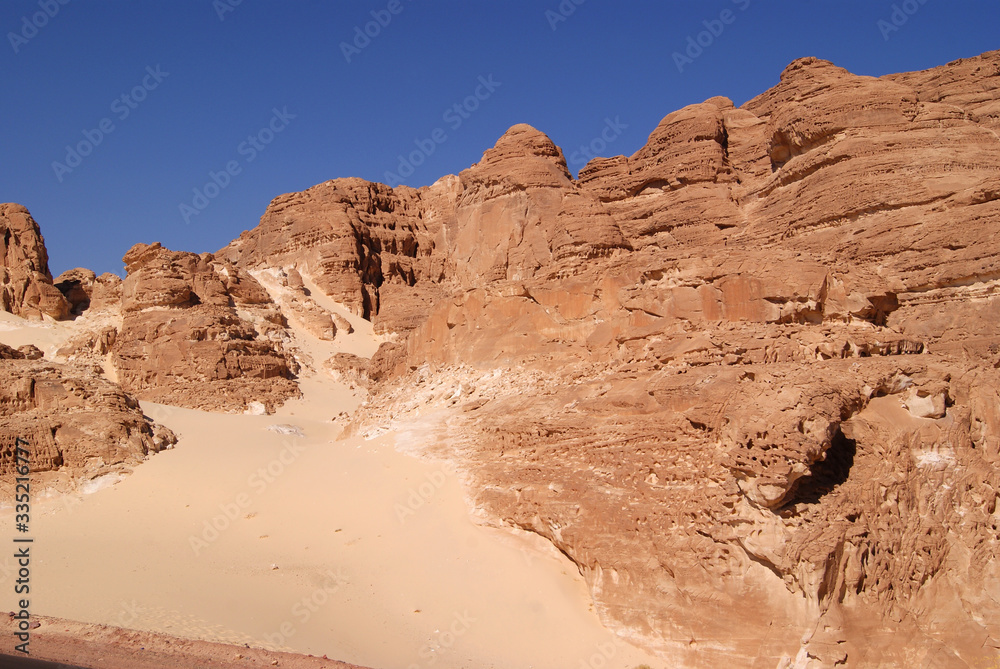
[1,0,997,277]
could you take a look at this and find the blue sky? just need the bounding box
[1,0,997,277]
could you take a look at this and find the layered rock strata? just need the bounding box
[2,49,998,668]
[111,242,299,413]
[225,51,1000,667]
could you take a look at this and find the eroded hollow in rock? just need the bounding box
[779,426,857,512]
[54,278,91,316]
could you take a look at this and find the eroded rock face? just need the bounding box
[0,210,301,415]
[0,357,176,492]
[54,267,123,316]
[0,49,976,666]
[0,204,70,320]
[0,49,982,666]
[173,50,1000,666]
[217,177,450,328]
[111,242,299,413]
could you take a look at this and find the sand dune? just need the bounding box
[0,309,661,669]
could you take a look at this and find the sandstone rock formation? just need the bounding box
[0,207,303,415]
[0,354,176,492]
[250,266,354,342]
[217,177,450,330]
[111,242,299,413]
[2,49,997,669]
[0,203,70,320]
[54,267,123,315]
[225,50,1000,667]
[17,343,43,360]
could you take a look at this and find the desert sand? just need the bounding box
[0,307,661,669]
[4,50,1000,667]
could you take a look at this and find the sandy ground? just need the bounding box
[0,306,663,669]
[0,613,366,669]
[0,312,67,355]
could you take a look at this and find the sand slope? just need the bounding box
[0,309,662,668]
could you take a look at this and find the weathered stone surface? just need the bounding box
[16,49,996,668]
[0,204,70,320]
[0,343,25,360]
[247,267,354,343]
[18,344,43,360]
[217,178,448,326]
[300,51,1000,667]
[884,50,1000,131]
[55,267,123,315]
[111,243,299,413]
[0,358,175,492]
[448,124,630,288]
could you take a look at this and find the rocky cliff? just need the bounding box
[0,210,179,492]
[223,51,1000,667]
[0,218,301,492]
[2,49,998,668]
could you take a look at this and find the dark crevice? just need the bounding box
[55,278,91,316]
[867,293,899,327]
[778,427,856,512]
[719,123,731,169]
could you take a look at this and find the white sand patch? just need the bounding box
[914,449,955,469]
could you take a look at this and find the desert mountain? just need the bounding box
[2,50,1000,667]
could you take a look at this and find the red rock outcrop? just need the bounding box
[0,209,302,415]
[223,50,1000,667]
[0,203,70,320]
[217,177,449,328]
[111,242,299,413]
[249,266,354,342]
[0,355,176,492]
[54,267,123,315]
[448,124,630,287]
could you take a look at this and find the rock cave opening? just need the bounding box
[780,426,857,511]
